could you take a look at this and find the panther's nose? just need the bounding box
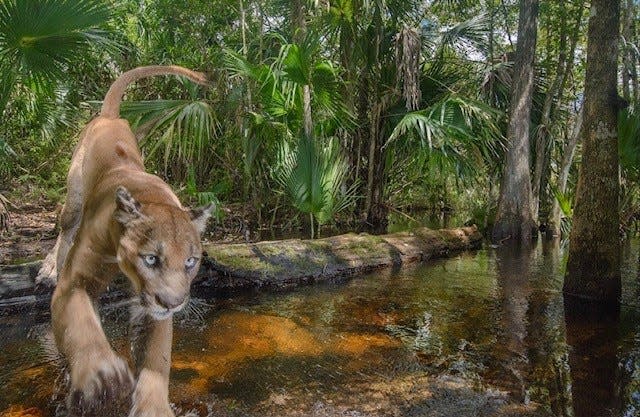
[154,293,185,310]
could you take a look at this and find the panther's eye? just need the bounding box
[185,256,198,269]
[142,254,159,267]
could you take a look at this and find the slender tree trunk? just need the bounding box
[531,3,568,222]
[239,0,261,226]
[492,0,539,244]
[487,0,495,64]
[361,7,389,233]
[544,2,586,237]
[0,195,9,232]
[291,0,313,139]
[302,85,313,138]
[353,75,370,220]
[622,0,633,102]
[622,0,638,108]
[564,0,621,305]
[548,107,583,237]
[364,101,388,233]
[535,1,586,229]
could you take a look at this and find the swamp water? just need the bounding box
[1,240,640,417]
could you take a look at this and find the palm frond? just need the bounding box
[552,186,573,218]
[0,0,115,88]
[275,134,358,236]
[120,99,218,173]
[310,61,356,133]
[619,109,640,180]
[387,94,502,182]
[438,14,489,55]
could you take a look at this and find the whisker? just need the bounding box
[175,297,212,327]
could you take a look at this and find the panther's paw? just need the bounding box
[129,398,175,417]
[68,350,134,415]
[129,369,175,417]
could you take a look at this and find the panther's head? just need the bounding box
[113,186,213,320]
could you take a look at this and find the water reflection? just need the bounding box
[565,298,621,417]
[495,244,535,401]
[527,240,572,417]
[1,241,640,416]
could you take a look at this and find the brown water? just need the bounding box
[1,240,640,417]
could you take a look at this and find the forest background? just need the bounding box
[1,0,639,243]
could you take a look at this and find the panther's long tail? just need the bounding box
[100,65,209,119]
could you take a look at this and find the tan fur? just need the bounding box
[37,66,212,417]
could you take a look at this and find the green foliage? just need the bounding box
[619,109,640,179]
[0,0,611,239]
[185,166,221,220]
[0,0,119,200]
[618,109,640,235]
[0,0,114,95]
[275,134,358,238]
[120,94,217,179]
[386,91,503,206]
[551,184,573,237]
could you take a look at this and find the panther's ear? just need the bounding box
[190,202,215,234]
[115,186,142,226]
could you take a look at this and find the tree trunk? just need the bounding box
[360,6,388,232]
[352,74,371,221]
[545,2,586,237]
[622,0,633,102]
[492,0,539,244]
[364,102,388,233]
[291,0,313,139]
[564,0,621,304]
[623,0,639,107]
[531,3,568,222]
[0,226,483,313]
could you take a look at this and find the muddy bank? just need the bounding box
[0,226,482,314]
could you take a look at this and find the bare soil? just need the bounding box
[0,204,58,265]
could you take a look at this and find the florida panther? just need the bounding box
[36,66,213,417]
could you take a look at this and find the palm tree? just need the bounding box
[119,88,218,181]
[223,31,356,229]
[0,0,113,113]
[316,1,501,231]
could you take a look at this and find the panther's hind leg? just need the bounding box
[36,149,85,287]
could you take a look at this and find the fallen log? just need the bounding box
[0,226,482,315]
[199,226,482,290]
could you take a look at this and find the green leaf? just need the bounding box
[0,0,115,87]
[275,134,358,236]
[619,109,640,180]
[119,98,218,173]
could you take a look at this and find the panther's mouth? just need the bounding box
[140,294,187,320]
[148,308,173,320]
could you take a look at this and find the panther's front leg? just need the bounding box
[130,315,175,417]
[51,276,134,414]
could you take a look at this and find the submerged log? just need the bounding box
[0,226,482,314]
